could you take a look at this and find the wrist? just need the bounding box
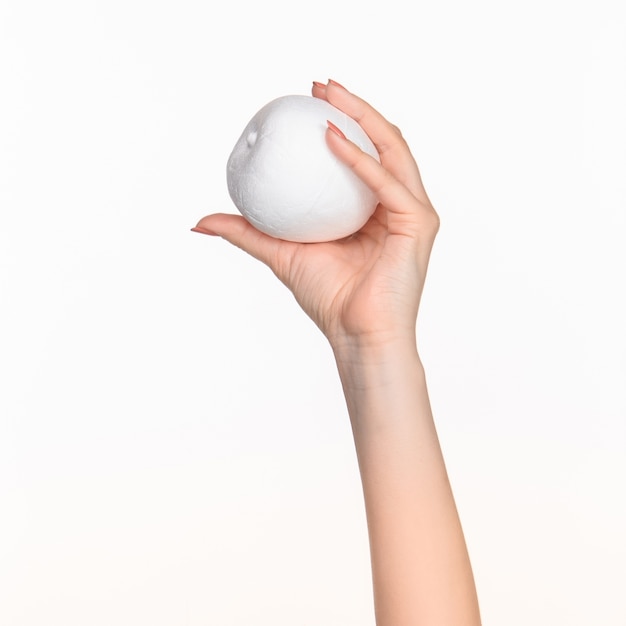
[331,332,424,395]
[328,325,417,356]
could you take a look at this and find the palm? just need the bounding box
[271,205,420,341]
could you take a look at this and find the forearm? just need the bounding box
[332,336,481,626]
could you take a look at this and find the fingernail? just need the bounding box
[326,120,346,140]
[191,226,218,236]
[328,78,346,89]
[312,80,326,89]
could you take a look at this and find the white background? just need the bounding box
[1,0,625,624]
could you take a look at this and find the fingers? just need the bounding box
[311,80,328,101]
[314,80,431,207]
[326,125,439,240]
[193,213,296,271]
[326,81,397,153]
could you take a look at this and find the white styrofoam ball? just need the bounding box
[226,95,380,243]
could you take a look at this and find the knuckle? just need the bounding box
[424,207,440,235]
[372,167,396,195]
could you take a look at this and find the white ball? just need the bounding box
[226,95,380,243]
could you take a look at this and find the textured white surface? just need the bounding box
[227,95,380,242]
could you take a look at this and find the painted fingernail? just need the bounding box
[191,226,218,236]
[312,81,326,89]
[328,79,346,89]
[326,120,346,139]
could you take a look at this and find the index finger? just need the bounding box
[316,80,431,206]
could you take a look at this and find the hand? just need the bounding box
[193,80,439,349]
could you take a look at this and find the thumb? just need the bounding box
[192,213,295,271]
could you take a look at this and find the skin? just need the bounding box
[193,79,482,626]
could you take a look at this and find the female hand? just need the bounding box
[193,80,439,349]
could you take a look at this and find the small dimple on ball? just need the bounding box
[246,131,257,148]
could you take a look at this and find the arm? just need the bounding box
[333,338,480,625]
[193,79,481,625]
